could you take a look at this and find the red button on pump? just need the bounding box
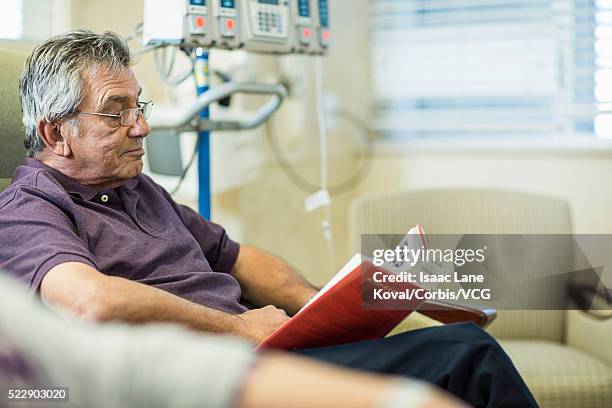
[226,19,235,29]
[195,16,206,28]
[303,27,311,38]
[323,30,330,41]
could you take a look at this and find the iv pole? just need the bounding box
[194,48,211,219]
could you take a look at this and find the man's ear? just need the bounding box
[37,120,72,157]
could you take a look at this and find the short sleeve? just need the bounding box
[152,182,240,273]
[174,203,240,273]
[0,186,97,293]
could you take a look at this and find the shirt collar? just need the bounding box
[23,158,140,200]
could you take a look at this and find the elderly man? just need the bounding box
[0,30,537,408]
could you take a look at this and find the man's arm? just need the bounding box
[41,262,290,343]
[230,245,319,315]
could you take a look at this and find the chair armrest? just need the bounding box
[417,300,497,329]
[567,310,612,366]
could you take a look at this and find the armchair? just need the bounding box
[350,189,612,408]
[0,49,27,191]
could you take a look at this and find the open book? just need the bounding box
[257,225,429,350]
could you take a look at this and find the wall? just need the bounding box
[358,147,612,234]
[70,0,167,103]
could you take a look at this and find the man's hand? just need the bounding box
[234,305,290,344]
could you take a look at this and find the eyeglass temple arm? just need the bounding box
[147,82,287,132]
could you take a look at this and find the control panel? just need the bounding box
[240,0,291,53]
[291,0,315,54]
[187,0,209,39]
[211,0,242,49]
[312,0,330,54]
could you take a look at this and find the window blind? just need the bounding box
[596,0,612,137]
[0,0,53,41]
[0,0,23,39]
[370,0,604,139]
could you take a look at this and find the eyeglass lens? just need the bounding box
[120,103,152,126]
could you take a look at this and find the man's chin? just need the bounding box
[122,160,144,180]
[133,160,144,176]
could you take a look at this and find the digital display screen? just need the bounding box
[220,0,235,8]
[190,0,206,6]
[319,0,329,27]
[259,0,279,4]
[297,0,310,17]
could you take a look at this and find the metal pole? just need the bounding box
[194,48,211,219]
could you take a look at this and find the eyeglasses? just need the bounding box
[77,101,154,127]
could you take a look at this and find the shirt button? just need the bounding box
[100,194,109,203]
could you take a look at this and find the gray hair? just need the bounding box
[19,29,132,157]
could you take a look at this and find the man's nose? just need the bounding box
[128,112,151,138]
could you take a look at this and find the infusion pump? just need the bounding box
[240,0,291,53]
[143,0,329,55]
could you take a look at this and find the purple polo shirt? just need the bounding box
[0,159,247,314]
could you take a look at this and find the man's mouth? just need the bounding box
[124,147,145,156]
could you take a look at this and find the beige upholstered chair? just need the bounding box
[0,49,27,191]
[350,190,612,408]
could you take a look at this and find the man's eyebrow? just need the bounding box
[99,89,142,111]
[100,95,131,111]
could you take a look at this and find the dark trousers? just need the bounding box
[294,322,538,408]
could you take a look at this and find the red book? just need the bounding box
[257,254,425,350]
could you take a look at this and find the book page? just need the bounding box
[298,224,427,315]
[297,253,362,316]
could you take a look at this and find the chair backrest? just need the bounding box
[0,49,27,191]
[350,189,573,342]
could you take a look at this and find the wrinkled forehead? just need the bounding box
[80,65,141,111]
